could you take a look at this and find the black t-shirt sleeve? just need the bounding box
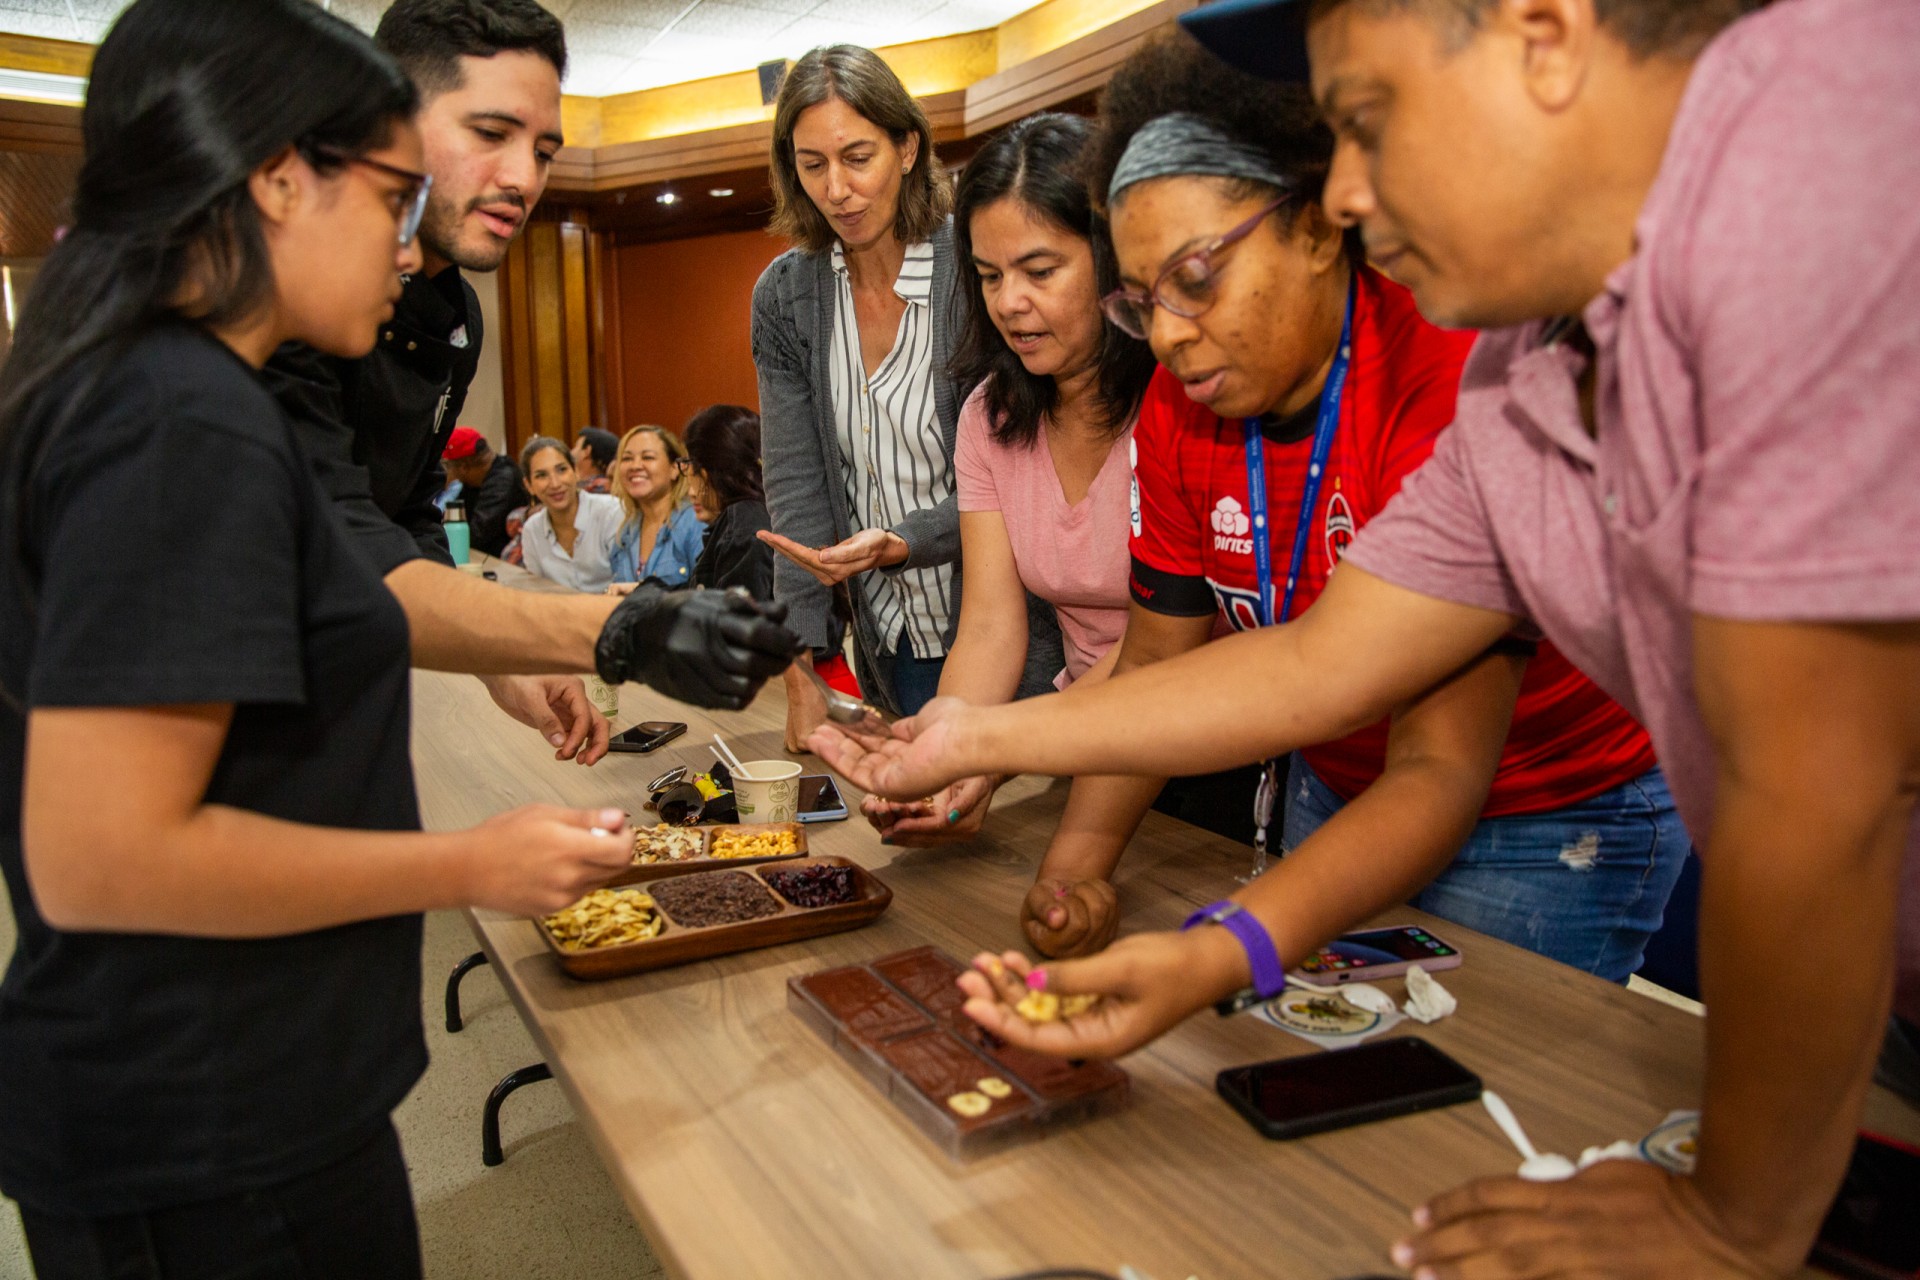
[29,416,306,708]
[262,343,422,578]
[467,458,520,557]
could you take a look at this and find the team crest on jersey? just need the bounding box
[1324,486,1356,567]
[1211,495,1253,554]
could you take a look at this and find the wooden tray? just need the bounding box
[607,821,809,886]
[539,856,891,980]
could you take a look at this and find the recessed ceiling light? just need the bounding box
[656,191,679,205]
[708,187,735,198]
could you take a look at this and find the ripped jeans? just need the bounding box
[1280,755,1691,982]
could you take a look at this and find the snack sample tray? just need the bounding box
[539,856,888,980]
[788,946,1130,1161]
[612,821,808,885]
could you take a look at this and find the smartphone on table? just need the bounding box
[796,774,848,823]
[1217,1036,1482,1141]
[607,721,686,754]
[1288,925,1462,985]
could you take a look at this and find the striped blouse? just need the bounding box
[826,239,954,658]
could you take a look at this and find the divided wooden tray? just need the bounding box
[609,821,808,886]
[538,856,891,980]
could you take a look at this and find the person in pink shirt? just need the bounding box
[810,0,1920,1274]
[860,113,1154,846]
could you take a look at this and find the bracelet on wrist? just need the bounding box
[1181,899,1288,1004]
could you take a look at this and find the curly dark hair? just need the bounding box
[950,113,1155,451]
[1086,32,1360,262]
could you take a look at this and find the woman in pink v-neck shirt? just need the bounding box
[859,112,1154,847]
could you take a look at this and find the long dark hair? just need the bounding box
[769,45,952,255]
[0,0,416,504]
[950,113,1154,450]
[682,404,764,510]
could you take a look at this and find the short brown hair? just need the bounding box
[768,44,953,254]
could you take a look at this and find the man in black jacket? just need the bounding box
[265,0,795,754]
[441,427,520,556]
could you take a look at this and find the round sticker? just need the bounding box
[1639,1114,1699,1174]
[1267,992,1381,1038]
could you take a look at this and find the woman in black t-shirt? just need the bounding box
[0,3,635,1276]
[683,404,776,601]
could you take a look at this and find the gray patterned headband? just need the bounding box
[1108,112,1292,204]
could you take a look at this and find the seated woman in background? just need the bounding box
[609,424,703,588]
[518,435,625,592]
[862,112,1153,847]
[684,404,775,598]
[571,425,618,493]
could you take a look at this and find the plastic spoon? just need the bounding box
[711,733,748,778]
[793,659,892,736]
[1481,1090,1577,1181]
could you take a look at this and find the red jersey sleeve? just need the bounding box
[1128,368,1216,617]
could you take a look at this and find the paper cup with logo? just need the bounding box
[732,760,802,823]
[583,674,621,720]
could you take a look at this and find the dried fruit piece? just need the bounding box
[1014,989,1100,1023]
[976,1077,1013,1099]
[946,1091,991,1118]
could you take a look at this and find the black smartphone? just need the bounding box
[1216,1037,1482,1141]
[796,774,848,823]
[607,720,686,754]
[1810,1131,1920,1280]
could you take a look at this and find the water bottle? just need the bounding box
[444,501,471,566]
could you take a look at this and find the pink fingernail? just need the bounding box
[1052,886,1069,899]
[1390,1242,1414,1267]
[1025,969,1048,991]
[1411,1205,1430,1228]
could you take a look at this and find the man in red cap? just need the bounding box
[440,427,520,557]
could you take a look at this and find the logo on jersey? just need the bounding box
[1324,487,1356,567]
[1211,495,1253,554]
[1207,577,1270,633]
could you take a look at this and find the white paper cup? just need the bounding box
[583,674,621,719]
[732,759,803,823]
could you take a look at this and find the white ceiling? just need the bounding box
[0,0,1043,95]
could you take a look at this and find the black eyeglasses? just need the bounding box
[1101,195,1290,340]
[308,144,433,248]
[671,457,694,475]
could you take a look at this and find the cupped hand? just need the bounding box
[480,673,611,765]
[1392,1159,1779,1280]
[861,774,995,846]
[952,926,1247,1060]
[1020,875,1119,957]
[757,528,907,587]
[806,696,974,799]
[463,804,632,916]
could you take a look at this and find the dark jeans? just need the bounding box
[888,646,947,715]
[19,1124,421,1280]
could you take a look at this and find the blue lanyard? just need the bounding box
[1242,274,1356,627]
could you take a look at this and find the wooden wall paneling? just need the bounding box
[526,222,567,441]
[559,222,592,434]
[588,228,626,429]
[499,232,538,459]
[964,0,1196,136]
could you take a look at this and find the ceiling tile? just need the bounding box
[564,0,685,26]
[672,2,801,40]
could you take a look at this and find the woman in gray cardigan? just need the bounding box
[752,44,1060,750]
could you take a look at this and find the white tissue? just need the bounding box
[1331,982,1399,1015]
[1402,964,1458,1023]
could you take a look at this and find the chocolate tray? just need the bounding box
[788,946,1130,1161]
[607,821,809,886]
[539,856,888,980]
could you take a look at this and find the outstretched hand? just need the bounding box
[758,529,907,587]
[953,926,1247,1061]
[805,695,975,800]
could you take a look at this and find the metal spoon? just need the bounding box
[794,659,892,736]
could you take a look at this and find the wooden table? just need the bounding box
[413,569,1919,1279]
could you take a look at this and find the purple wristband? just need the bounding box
[1181,899,1288,999]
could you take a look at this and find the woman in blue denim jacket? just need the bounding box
[608,423,704,588]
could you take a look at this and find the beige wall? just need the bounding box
[463,267,507,452]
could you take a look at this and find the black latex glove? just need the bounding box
[596,586,804,710]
